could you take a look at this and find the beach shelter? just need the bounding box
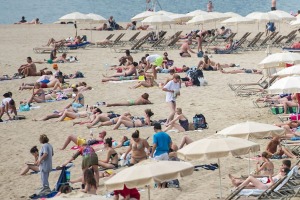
[177,135,260,199]
[156,10,175,16]
[141,15,174,25]
[290,19,300,27]
[221,16,255,32]
[216,121,284,139]
[186,10,208,17]
[208,12,230,20]
[259,52,300,68]
[131,11,157,21]
[268,10,295,21]
[273,64,300,77]
[86,13,106,23]
[168,14,192,23]
[59,12,90,23]
[246,12,280,31]
[186,14,216,25]
[224,12,242,18]
[104,160,194,200]
[267,75,300,94]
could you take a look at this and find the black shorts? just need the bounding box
[203,66,214,71]
[179,52,184,57]
[271,7,276,11]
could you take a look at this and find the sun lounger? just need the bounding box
[67,41,90,49]
[245,32,264,50]
[33,46,69,54]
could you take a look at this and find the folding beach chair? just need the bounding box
[245,32,264,50]
[228,76,267,91]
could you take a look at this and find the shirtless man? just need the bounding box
[119,50,133,66]
[179,38,196,57]
[18,57,47,76]
[103,62,138,78]
[266,136,297,159]
[207,1,213,12]
[271,0,276,11]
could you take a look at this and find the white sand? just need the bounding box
[0,22,298,199]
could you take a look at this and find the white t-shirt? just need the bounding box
[163,80,180,102]
[146,54,160,63]
[1,98,11,108]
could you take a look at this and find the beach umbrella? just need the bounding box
[208,12,231,20]
[168,14,192,23]
[186,10,208,17]
[224,12,242,18]
[177,135,260,199]
[59,12,90,23]
[156,10,175,16]
[246,12,280,22]
[268,10,295,21]
[273,64,300,77]
[104,160,194,200]
[216,121,285,139]
[186,14,216,25]
[86,13,107,23]
[290,19,300,27]
[131,11,157,21]
[267,75,300,94]
[221,16,255,32]
[259,52,300,68]
[141,15,174,25]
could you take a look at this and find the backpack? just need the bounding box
[188,69,204,86]
[193,114,208,129]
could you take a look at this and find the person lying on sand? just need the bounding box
[103,62,138,78]
[19,73,64,90]
[81,23,108,31]
[112,109,153,130]
[220,68,262,74]
[72,106,102,126]
[85,111,120,128]
[106,93,152,107]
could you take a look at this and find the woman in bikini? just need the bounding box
[26,83,46,103]
[163,108,189,132]
[113,109,154,130]
[130,70,157,89]
[124,130,150,165]
[255,152,274,176]
[98,138,119,169]
[106,93,152,107]
[220,68,262,74]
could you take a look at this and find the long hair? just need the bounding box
[84,169,97,189]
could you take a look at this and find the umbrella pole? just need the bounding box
[148,185,150,200]
[248,151,251,175]
[218,158,222,199]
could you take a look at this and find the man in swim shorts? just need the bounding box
[179,38,196,58]
[145,54,163,80]
[271,0,276,10]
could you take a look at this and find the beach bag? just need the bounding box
[197,51,204,58]
[166,179,180,188]
[193,114,208,129]
[189,69,204,86]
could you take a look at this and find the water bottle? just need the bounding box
[65,169,71,182]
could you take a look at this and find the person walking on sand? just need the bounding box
[271,0,276,11]
[162,74,181,124]
[36,134,54,196]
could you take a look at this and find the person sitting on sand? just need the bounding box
[15,16,27,24]
[61,143,100,187]
[119,50,134,66]
[103,62,138,78]
[125,21,137,30]
[0,92,17,122]
[163,108,189,132]
[198,55,219,71]
[179,38,196,57]
[137,24,150,30]
[130,70,156,89]
[26,83,46,103]
[106,93,152,107]
[162,52,174,69]
[124,130,150,165]
[220,68,262,74]
[18,57,47,77]
[98,138,119,169]
[112,109,153,130]
[20,146,39,175]
[108,16,121,30]
[266,136,298,158]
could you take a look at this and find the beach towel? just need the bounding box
[71,141,104,150]
[194,163,219,171]
[109,80,139,83]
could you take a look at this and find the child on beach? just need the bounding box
[20,146,40,175]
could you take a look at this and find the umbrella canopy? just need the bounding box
[105,160,194,190]
[224,12,242,18]
[268,10,295,21]
[221,16,255,25]
[259,52,300,68]
[290,19,300,27]
[141,15,174,25]
[131,11,157,21]
[186,14,216,25]
[86,13,106,23]
[156,10,175,16]
[208,12,230,20]
[267,75,300,94]
[216,121,285,139]
[168,14,192,23]
[273,64,300,77]
[177,135,260,161]
[59,12,90,23]
[186,10,208,17]
[246,12,280,22]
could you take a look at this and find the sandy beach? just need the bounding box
[0,22,298,200]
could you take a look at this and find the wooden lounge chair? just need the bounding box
[96,33,126,48]
[33,46,69,54]
[245,32,264,50]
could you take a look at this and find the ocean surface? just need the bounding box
[0,0,299,24]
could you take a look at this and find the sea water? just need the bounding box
[0,0,299,24]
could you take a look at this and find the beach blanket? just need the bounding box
[109,80,139,83]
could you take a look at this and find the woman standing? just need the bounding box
[36,134,54,194]
[124,130,150,165]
